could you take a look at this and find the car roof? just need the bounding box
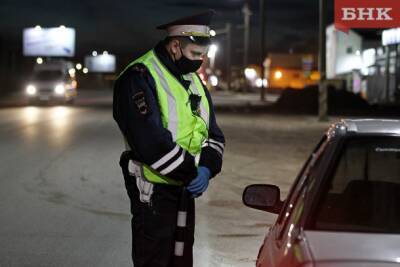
[328,119,400,138]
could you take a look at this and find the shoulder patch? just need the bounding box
[133,91,150,115]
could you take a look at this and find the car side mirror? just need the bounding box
[242,184,283,214]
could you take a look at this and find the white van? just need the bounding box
[25,60,78,104]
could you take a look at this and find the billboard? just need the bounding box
[23,27,75,57]
[84,54,116,73]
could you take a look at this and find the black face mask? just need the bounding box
[174,47,203,75]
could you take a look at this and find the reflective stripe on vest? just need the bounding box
[117,49,210,185]
[150,58,179,141]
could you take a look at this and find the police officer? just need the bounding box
[113,10,225,267]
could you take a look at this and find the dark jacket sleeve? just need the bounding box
[199,86,225,178]
[113,64,197,184]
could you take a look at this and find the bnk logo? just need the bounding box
[335,0,400,32]
[342,8,393,21]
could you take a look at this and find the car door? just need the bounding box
[257,135,329,267]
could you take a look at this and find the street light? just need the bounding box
[34,25,42,31]
[207,44,218,69]
[36,57,43,64]
[244,68,257,80]
[83,68,89,74]
[68,68,76,77]
[76,63,82,70]
[210,29,216,37]
[274,70,283,80]
[209,75,219,87]
[92,51,98,56]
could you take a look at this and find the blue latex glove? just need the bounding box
[187,166,211,197]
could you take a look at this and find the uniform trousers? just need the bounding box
[125,176,195,267]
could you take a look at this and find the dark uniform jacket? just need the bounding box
[113,41,225,185]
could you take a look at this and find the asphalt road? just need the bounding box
[0,91,330,267]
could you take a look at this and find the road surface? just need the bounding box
[0,90,331,266]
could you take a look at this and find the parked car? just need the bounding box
[243,119,400,267]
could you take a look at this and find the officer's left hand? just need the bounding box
[187,166,211,197]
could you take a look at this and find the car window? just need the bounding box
[33,70,63,81]
[276,135,328,239]
[313,136,400,233]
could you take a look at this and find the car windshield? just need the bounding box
[313,136,400,233]
[33,70,63,81]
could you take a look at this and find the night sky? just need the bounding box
[0,0,335,66]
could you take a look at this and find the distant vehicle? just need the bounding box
[243,119,400,267]
[25,60,77,104]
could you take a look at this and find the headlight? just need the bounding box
[26,85,37,95]
[54,84,65,95]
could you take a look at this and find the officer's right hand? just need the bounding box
[187,166,210,197]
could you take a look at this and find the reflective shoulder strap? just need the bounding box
[148,57,179,141]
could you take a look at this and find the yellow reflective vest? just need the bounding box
[118,50,210,185]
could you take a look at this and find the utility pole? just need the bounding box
[226,23,232,91]
[214,23,232,91]
[242,2,251,92]
[318,0,328,121]
[260,0,266,101]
